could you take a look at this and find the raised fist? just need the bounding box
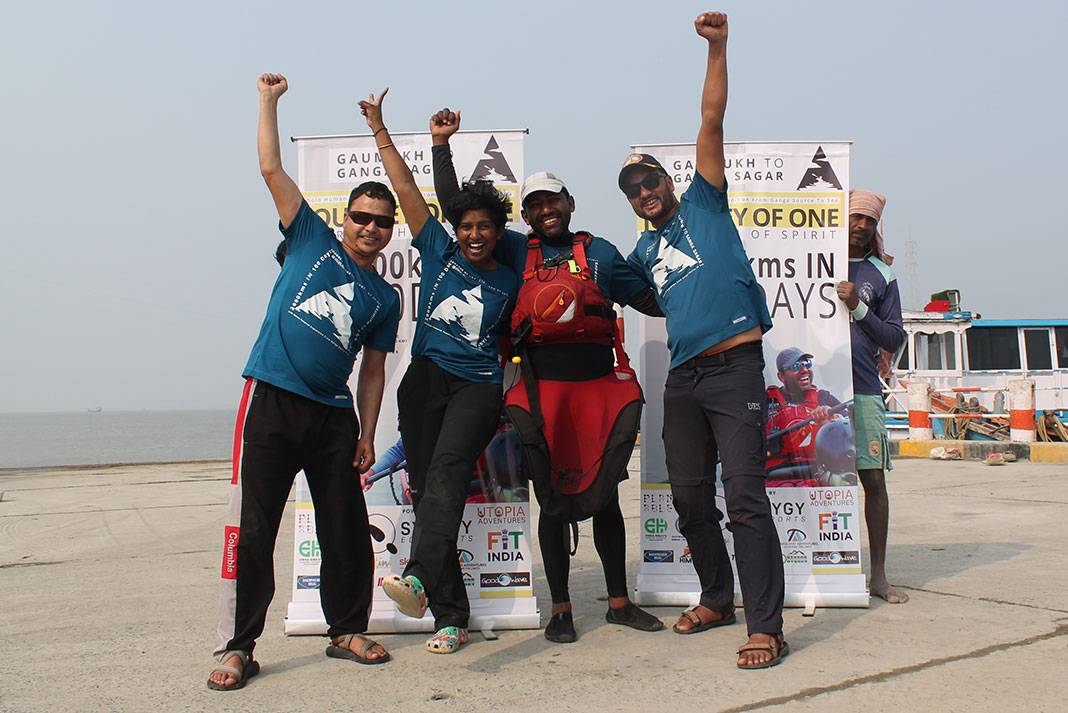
[430,108,461,140]
[258,73,288,99]
[694,12,728,43]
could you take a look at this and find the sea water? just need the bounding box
[0,410,237,468]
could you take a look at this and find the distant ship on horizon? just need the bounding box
[88,407,102,413]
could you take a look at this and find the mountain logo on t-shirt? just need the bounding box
[428,284,485,346]
[470,136,517,183]
[651,236,699,293]
[292,281,357,352]
[797,146,843,191]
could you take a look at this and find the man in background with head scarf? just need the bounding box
[836,189,909,603]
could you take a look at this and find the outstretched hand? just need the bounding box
[358,88,389,131]
[694,11,728,43]
[430,108,461,140]
[258,73,288,99]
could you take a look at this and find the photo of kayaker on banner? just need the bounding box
[360,415,529,506]
[765,346,857,487]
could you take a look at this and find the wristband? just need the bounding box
[377,142,394,151]
[373,127,387,136]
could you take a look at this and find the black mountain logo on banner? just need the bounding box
[796,146,843,191]
[470,136,517,182]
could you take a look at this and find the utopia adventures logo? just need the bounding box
[796,146,843,191]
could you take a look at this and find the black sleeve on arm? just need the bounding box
[626,287,664,317]
[432,144,461,226]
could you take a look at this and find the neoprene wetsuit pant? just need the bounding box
[215,379,374,658]
[662,342,785,636]
[539,492,629,604]
[398,356,502,631]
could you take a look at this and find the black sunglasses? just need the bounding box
[621,172,666,199]
[347,210,395,230]
[786,358,813,372]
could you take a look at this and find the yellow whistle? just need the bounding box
[511,356,522,364]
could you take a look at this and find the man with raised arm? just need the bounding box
[207,73,399,691]
[836,189,909,603]
[429,110,665,644]
[617,13,787,669]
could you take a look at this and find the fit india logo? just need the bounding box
[644,518,668,534]
[796,146,843,191]
[817,511,854,542]
[470,136,517,182]
[487,530,525,562]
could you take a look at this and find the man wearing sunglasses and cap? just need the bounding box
[617,12,787,669]
[207,73,400,690]
[836,188,908,604]
[765,348,843,483]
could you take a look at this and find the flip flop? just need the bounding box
[737,635,790,670]
[326,634,391,665]
[672,607,736,635]
[382,573,428,618]
[206,650,260,691]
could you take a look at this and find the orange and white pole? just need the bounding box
[1009,379,1035,442]
[907,381,933,440]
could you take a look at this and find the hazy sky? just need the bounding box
[2,1,1065,413]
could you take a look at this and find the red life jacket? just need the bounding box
[509,234,616,347]
[765,385,822,475]
[505,234,642,525]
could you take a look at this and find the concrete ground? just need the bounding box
[1,455,1065,713]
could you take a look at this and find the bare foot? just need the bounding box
[871,580,910,604]
[737,633,787,669]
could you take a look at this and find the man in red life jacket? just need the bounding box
[765,347,841,482]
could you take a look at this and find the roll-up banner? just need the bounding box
[285,129,540,634]
[634,141,868,608]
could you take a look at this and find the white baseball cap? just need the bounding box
[520,171,567,205]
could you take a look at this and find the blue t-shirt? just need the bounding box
[627,172,772,369]
[412,217,521,382]
[495,230,648,306]
[848,255,904,395]
[243,200,400,407]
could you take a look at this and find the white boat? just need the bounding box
[886,292,1067,439]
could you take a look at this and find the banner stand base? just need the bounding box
[634,575,868,609]
[633,589,868,609]
[284,602,541,635]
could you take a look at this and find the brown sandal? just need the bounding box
[672,605,736,634]
[737,633,789,669]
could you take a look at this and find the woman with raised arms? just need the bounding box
[358,89,521,654]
